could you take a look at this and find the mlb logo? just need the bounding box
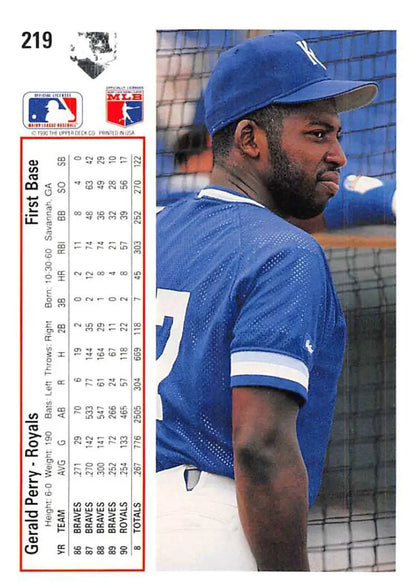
[106,86,143,127]
[23,92,82,128]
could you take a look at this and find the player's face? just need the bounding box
[264,101,347,219]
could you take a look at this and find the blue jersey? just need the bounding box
[156,186,346,506]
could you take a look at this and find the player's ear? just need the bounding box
[234,119,264,159]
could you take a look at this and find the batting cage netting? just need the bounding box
[156,29,396,571]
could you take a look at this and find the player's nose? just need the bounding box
[326,138,347,169]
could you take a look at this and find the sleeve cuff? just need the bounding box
[230,350,309,402]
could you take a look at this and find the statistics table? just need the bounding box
[20,137,145,571]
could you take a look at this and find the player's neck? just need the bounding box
[210,164,287,218]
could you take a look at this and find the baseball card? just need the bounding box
[1,2,411,585]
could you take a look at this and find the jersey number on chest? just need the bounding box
[156,288,190,420]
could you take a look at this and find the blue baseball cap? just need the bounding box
[205,32,378,136]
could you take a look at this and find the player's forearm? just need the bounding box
[234,445,310,571]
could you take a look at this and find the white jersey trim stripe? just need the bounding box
[231,350,309,391]
[197,188,265,208]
